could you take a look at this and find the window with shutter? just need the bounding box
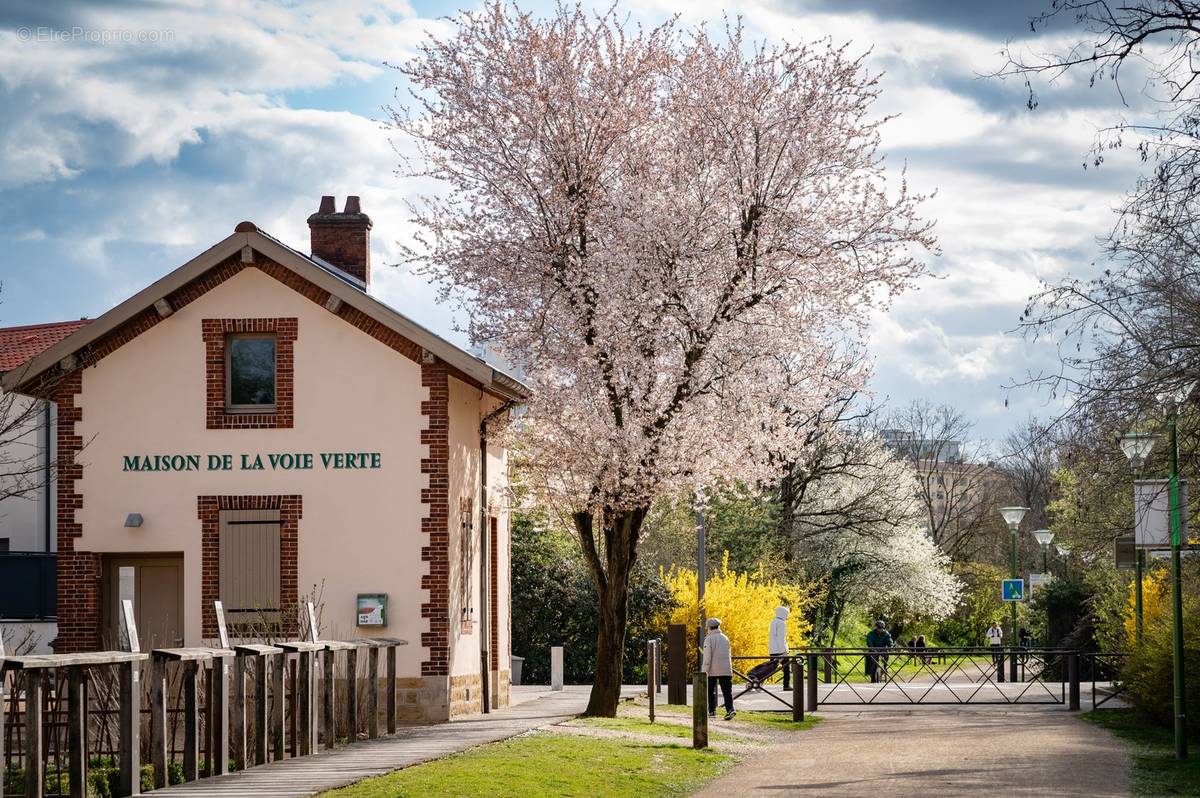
[219,508,282,627]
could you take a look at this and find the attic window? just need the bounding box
[226,334,277,413]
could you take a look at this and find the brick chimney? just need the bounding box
[307,195,372,288]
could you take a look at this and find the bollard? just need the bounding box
[667,625,687,704]
[823,648,832,684]
[550,646,564,691]
[1068,653,1081,711]
[692,672,708,749]
[792,659,804,722]
[647,640,656,723]
[654,638,662,695]
[996,649,1005,683]
[1009,650,1018,684]
[807,653,819,712]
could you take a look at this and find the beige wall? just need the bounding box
[74,267,430,673]
[445,376,511,712]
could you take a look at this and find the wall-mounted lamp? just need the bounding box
[124,513,143,528]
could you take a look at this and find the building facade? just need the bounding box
[2,197,524,719]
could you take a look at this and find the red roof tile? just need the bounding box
[0,319,91,373]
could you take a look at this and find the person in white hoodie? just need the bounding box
[769,606,792,689]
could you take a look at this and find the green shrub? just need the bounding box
[1123,560,1200,733]
[511,512,674,684]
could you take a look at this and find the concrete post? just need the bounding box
[550,646,564,691]
[647,640,656,723]
[692,672,708,749]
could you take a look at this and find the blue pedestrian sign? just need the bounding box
[1002,579,1025,602]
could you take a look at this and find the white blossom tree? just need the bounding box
[795,436,962,642]
[394,3,933,715]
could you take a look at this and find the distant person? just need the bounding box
[865,620,894,683]
[987,621,1004,670]
[915,635,928,664]
[769,606,791,690]
[1018,627,1032,649]
[703,617,735,720]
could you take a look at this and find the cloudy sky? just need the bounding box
[0,0,1152,441]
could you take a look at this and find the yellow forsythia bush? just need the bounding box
[1124,568,1168,644]
[662,552,815,673]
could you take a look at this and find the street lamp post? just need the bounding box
[1120,431,1158,645]
[1165,400,1188,760]
[1032,529,1055,574]
[1000,506,1029,682]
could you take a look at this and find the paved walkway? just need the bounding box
[158,686,624,797]
[693,705,1132,797]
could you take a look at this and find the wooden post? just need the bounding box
[792,660,804,722]
[298,650,314,756]
[271,653,285,762]
[118,661,141,796]
[322,649,336,750]
[231,655,248,770]
[211,657,230,777]
[150,658,168,789]
[367,645,379,739]
[692,672,708,749]
[118,598,142,796]
[182,661,199,782]
[667,624,687,705]
[25,672,44,798]
[647,640,656,723]
[255,655,269,766]
[386,644,397,735]
[287,658,298,758]
[68,667,88,798]
[346,646,359,741]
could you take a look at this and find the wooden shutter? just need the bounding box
[219,509,281,622]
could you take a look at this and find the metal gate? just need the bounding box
[729,648,1124,707]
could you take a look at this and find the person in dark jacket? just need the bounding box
[865,620,894,683]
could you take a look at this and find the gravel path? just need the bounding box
[691,706,1132,797]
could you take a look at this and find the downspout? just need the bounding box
[479,399,514,713]
[43,401,51,553]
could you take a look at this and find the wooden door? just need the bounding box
[104,555,184,650]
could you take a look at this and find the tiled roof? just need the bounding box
[0,319,90,373]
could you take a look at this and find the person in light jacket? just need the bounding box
[769,606,792,690]
[702,617,735,719]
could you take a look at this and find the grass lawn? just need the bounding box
[567,715,737,741]
[643,700,821,732]
[1084,709,1200,796]
[318,732,730,798]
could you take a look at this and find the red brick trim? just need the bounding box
[52,371,105,653]
[198,495,301,638]
[420,360,450,676]
[203,318,297,429]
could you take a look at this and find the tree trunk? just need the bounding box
[573,507,646,717]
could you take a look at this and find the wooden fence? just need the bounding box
[1,601,406,797]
